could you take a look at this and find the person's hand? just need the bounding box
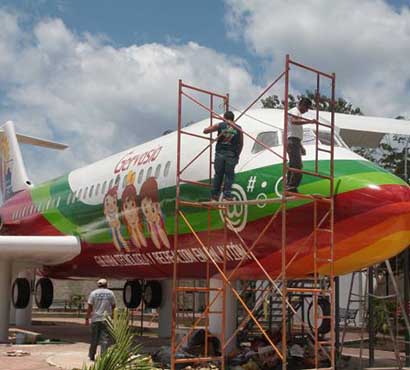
[85,318,90,326]
[301,146,306,156]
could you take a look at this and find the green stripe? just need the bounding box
[32,159,406,244]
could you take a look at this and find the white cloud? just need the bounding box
[0,9,260,183]
[225,0,410,118]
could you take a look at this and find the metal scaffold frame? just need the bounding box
[171,55,337,370]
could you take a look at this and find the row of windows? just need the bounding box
[66,161,172,205]
[11,161,172,221]
[12,197,62,220]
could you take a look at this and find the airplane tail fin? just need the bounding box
[0,121,69,202]
[0,121,31,201]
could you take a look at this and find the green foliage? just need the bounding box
[82,310,154,370]
[354,134,410,182]
[261,90,363,115]
[372,298,397,335]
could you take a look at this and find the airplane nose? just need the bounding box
[335,182,410,221]
[326,181,410,274]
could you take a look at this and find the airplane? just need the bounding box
[0,108,409,341]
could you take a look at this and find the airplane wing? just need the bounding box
[313,111,410,148]
[0,235,80,265]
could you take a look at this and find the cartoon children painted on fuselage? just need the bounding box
[103,186,130,253]
[140,177,170,249]
[121,171,147,249]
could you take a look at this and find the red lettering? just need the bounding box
[151,146,162,161]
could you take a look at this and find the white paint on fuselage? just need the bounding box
[68,109,370,205]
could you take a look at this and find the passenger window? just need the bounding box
[155,164,161,179]
[108,179,114,190]
[67,193,72,205]
[96,183,100,196]
[164,161,171,177]
[84,187,89,199]
[138,169,144,184]
[101,181,107,195]
[56,197,61,208]
[146,167,152,179]
[89,185,94,198]
[46,199,51,210]
[252,132,279,154]
[115,175,120,186]
[78,189,83,200]
[122,175,127,189]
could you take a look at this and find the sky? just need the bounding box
[0,0,409,183]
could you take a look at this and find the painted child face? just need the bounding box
[123,197,138,224]
[141,197,159,223]
[104,195,118,217]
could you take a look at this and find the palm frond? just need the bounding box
[82,310,154,370]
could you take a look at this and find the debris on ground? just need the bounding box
[228,332,320,370]
[153,329,221,370]
[4,350,30,357]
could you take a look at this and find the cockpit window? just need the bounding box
[252,131,279,154]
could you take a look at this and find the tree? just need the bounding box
[261,90,363,115]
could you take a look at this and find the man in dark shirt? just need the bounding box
[203,111,243,201]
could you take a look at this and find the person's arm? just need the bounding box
[85,304,93,326]
[289,114,314,126]
[237,130,244,158]
[203,123,220,134]
[111,293,116,318]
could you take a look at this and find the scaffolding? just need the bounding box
[171,55,337,370]
[339,252,410,369]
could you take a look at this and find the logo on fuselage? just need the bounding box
[114,146,162,174]
[219,183,248,232]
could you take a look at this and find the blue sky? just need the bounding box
[0,0,409,181]
[3,0,263,79]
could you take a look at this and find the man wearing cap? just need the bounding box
[286,97,312,193]
[85,278,116,361]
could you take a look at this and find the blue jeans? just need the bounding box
[211,151,238,198]
[89,321,111,359]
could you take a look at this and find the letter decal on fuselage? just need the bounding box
[114,146,163,174]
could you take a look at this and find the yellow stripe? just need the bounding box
[319,230,410,275]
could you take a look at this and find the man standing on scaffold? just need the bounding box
[286,97,312,193]
[203,111,243,201]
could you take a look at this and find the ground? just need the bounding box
[2,317,168,370]
[1,317,409,369]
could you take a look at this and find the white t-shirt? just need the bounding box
[287,106,304,139]
[88,288,116,323]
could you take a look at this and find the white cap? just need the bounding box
[97,278,107,287]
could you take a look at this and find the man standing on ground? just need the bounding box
[286,97,312,193]
[203,111,243,201]
[85,278,116,361]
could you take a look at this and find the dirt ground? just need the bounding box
[1,318,168,370]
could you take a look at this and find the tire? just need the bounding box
[123,280,142,308]
[143,281,162,308]
[12,278,31,309]
[35,278,53,309]
[307,297,331,335]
